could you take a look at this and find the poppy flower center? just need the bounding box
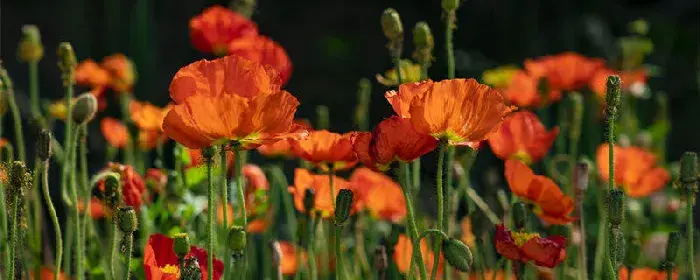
[511,231,540,247]
[161,264,180,275]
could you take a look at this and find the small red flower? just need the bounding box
[488,111,558,164]
[189,6,258,56]
[494,224,567,268]
[144,233,224,280]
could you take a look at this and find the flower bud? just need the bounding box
[512,202,528,230]
[413,22,434,52]
[227,226,247,253]
[37,129,52,161]
[71,93,98,124]
[605,75,621,116]
[442,0,460,12]
[57,42,77,83]
[665,231,680,262]
[381,8,403,41]
[607,189,625,225]
[104,173,122,209]
[608,226,625,268]
[303,188,316,214]
[680,152,698,186]
[442,238,473,272]
[201,146,216,163]
[334,189,354,225]
[173,233,191,259]
[117,206,138,233]
[17,25,44,63]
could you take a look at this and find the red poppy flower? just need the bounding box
[348,167,406,223]
[488,111,559,164]
[144,233,224,280]
[494,224,567,268]
[589,68,648,99]
[351,116,437,172]
[98,162,146,209]
[279,241,304,275]
[162,55,304,150]
[290,130,358,171]
[501,70,562,108]
[504,159,574,224]
[288,168,352,218]
[101,117,129,148]
[30,267,68,280]
[189,5,258,56]
[130,100,170,132]
[596,144,670,198]
[101,53,136,93]
[385,79,516,147]
[618,267,677,280]
[524,52,604,92]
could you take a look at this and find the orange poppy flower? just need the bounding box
[101,53,136,93]
[30,267,68,280]
[618,267,677,280]
[288,168,352,218]
[78,197,107,219]
[257,119,312,158]
[385,79,516,147]
[501,70,562,108]
[596,144,670,197]
[291,130,358,171]
[228,35,293,85]
[75,59,111,94]
[0,138,8,148]
[189,5,258,56]
[279,241,304,275]
[144,233,224,280]
[101,117,129,148]
[98,162,146,209]
[162,55,303,150]
[348,168,406,223]
[393,234,444,277]
[589,68,648,99]
[494,224,567,268]
[488,111,559,164]
[351,116,437,172]
[130,100,170,132]
[460,218,476,248]
[504,159,574,224]
[524,52,604,92]
[139,130,168,150]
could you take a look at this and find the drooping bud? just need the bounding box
[227,226,247,253]
[57,42,77,85]
[303,188,316,214]
[18,25,44,63]
[315,105,329,130]
[381,8,403,42]
[665,231,680,262]
[37,129,52,161]
[512,202,528,230]
[680,152,698,190]
[334,189,354,226]
[608,226,625,268]
[104,173,122,209]
[442,238,473,272]
[71,93,98,124]
[173,233,191,259]
[117,206,138,233]
[442,0,460,12]
[607,189,625,225]
[605,75,621,116]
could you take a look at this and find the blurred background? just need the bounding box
[1,0,698,163]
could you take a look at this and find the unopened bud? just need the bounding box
[227,226,247,253]
[665,231,680,262]
[605,75,621,115]
[117,206,138,233]
[0,65,14,92]
[443,238,473,272]
[173,233,191,259]
[37,129,52,161]
[303,188,316,214]
[334,189,354,225]
[413,22,434,52]
[230,0,256,19]
[57,42,77,84]
[608,226,625,267]
[512,202,528,230]
[104,173,122,209]
[18,25,43,63]
[442,0,460,11]
[607,189,625,225]
[201,146,216,163]
[71,93,98,124]
[680,152,698,186]
[381,8,403,41]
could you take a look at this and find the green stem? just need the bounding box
[233,149,247,278]
[412,159,421,193]
[62,71,75,201]
[221,145,230,280]
[42,159,63,280]
[593,186,607,280]
[206,151,216,280]
[0,177,9,276]
[63,214,74,276]
[335,226,344,280]
[432,143,447,280]
[29,62,40,116]
[7,86,26,162]
[400,162,428,280]
[71,126,84,280]
[606,103,618,280]
[445,11,455,79]
[79,124,91,279]
[445,147,455,233]
[32,159,43,280]
[687,190,696,280]
[110,222,119,280]
[8,195,18,280]
[308,215,319,280]
[122,233,133,280]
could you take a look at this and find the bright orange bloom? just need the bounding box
[524,52,604,92]
[385,79,515,147]
[596,144,670,197]
[30,267,68,280]
[348,168,406,223]
[75,59,111,94]
[228,35,293,85]
[101,53,136,93]
[101,117,129,148]
[291,130,358,171]
[130,100,170,132]
[618,267,677,280]
[504,159,574,224]
[351,116,437,172]
[488,111,559,164]
[257,119,312,158]
[288,168,352,218]
[495,224,567,268]
[189,5,258,56]
[501,70,562,108]
[139,130,167,150]
[162,55,303,149]
[98,163,146,209]
[394,234,444,277]
[589,68,648,99]
[144,233,224,280]
[279,241,304,275]
[78,197,107,219]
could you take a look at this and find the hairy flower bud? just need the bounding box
[228,226,247,254]
[18,25,44,63]
[303,188,316,214]
[334,189,354,225]
[57,42,77,85]
[512,202,528,230]
[173,233,191,259]
[117,206,138,233]
[443,238,473,272]
[381,8,403,42]
[665,231,681,262]
[442,0,460,12]
[605,75,621,116]
[72,93,98,124]
[37,129,52,161]
[8,161,32,200]
[607,189,625,225]
[608,226,625,268]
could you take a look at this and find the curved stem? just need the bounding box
[42,160,63,280]
[206,152,215,280]
[432,143,447,280]
[70,126,84,280]
[400,162,428,280]
[122,233,133,280]
[7,87,26,162]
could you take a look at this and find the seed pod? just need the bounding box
[72,93,98,124]
[512,202,528,230]
[605,75,621,116]
[442,0,460,11]
[117,206,138,233]
[665,231,681,262]
[381,8,403,41]
[37,129,52,161]
[181,257,203,280]
[173,233,191,259]
[227,226,247,253]
[607,189,625,225]
[18,25,44,63]
[443,238,473,272]
[334,189,354,225]
[303,188,316,214]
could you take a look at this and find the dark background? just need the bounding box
[1,0,698,160]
